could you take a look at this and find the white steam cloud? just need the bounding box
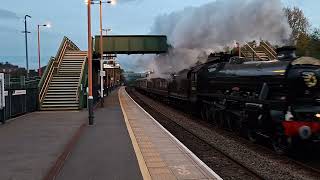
[141,0,291,77]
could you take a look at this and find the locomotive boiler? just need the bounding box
[135,47,320,154]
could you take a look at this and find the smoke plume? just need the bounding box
[144,0,291,76]
[0,9,19,20]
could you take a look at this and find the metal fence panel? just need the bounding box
[0,75,40,124]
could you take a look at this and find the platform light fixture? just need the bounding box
[85,0,115,122]
[102,28,112,33]
[89,0,115,5]
[23,15,31,78]
[85,0,94,125]
[102,28,112,96]
[37,23,50,77]
[91,0,115,107]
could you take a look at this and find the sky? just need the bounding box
[0,0,319,70]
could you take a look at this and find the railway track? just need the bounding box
[127,87,320,180]
[128,88,263,180]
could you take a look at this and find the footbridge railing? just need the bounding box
[260,41,277,60]
[242,42,260,60]
[78,57,88,109]
[38,37,80,105]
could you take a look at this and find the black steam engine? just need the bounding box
[135,47,320,154]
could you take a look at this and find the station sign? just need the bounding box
[104,64,114,69]
[13,90,27,96]
[100,71,106,77]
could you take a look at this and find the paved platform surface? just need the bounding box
[119,87,221,180]
[56,90,143,180]
[0,110,86,180]
[0,87,220,180]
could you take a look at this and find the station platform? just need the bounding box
[0,87,221,180]
[118,87,221,180]
[0,110,87,180]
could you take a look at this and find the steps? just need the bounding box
[241,41,276,61]
[41,51,87,111]
[243,50,269,60]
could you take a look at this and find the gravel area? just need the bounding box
[128,88,320,180]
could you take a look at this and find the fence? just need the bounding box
[0,75,40,124]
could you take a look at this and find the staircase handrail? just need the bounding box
[242,42,261,60]
[38,36,80,104]
[260,41,277,60]
[56,37,80,71]
[38,56,55,103]
[78,57,88,109]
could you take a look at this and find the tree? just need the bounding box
[307,28,320,59]
[310,28,320,41]
[283,7,310,42]
[295,32,310,56]
[283,7,320,59]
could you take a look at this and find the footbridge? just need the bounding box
[39,35,169,110]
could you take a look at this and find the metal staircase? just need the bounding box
[241,41,277,61]
[39,37,88,111]
[41,51,87,110]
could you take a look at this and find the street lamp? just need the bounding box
[91,0,114,107]
[84,0,114,123]
[102,28,112,34]
[37,24,50,77]
[102,28,111,95]
[86,0,94,125]
[22,15,31,78]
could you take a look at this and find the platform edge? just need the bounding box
[118,88,152,180]
[124,88,223,180]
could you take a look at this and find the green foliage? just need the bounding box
[284,6,320,59]
[296,33,310,56]
[307,28,320,59]
[295,28,320,59]
[283,7,310,41]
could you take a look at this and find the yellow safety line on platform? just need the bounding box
[118,88,152,180]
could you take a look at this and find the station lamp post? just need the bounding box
[23,15,31,78]
[91,0,115,107]
[37,23,50,77]
[102,28,111,95]
[85,0,115,123]
[85,0,94,125]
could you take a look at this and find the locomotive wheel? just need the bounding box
[272,136,290,155]
[216,110,225,128]
[209,106,218,126]
[201,105,208,121]
[247,129,258,143]
[205,106,211,122]
[225,112,233,131]
[225,112,241,133]
[271,128,291,155]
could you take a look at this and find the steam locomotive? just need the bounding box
[135,47,320,154]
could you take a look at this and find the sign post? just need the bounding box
[0,73,5,124]
[0,73,5,109]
